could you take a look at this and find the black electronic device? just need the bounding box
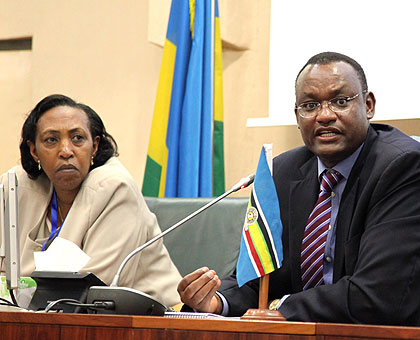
[86,286,166,316]
[29,271,106,313]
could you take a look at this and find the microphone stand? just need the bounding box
[87,174,255,316]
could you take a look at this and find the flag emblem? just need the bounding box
[246,207,258,225]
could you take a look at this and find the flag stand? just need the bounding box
[240,275,285,321]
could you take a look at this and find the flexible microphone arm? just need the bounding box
[111,174,255,287]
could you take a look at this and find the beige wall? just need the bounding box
[1,1,419,197]
[0,0,163,184]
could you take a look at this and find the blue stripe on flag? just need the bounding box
[198,0,213,196]
[164,0,216,197]
[165,0,192,196]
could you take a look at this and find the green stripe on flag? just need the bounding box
[213,119,225,196]
[142,156,162,197]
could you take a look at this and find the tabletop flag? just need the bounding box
[142,0,225,197]
[236,147,283,287]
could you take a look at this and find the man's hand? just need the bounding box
[177,267,222,314]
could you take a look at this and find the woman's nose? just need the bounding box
[59,140,73,158]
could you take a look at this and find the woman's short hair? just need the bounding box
[20,94,119,179]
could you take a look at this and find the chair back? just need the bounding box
[144,197,248,279]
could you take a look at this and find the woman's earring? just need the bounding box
[37,160,41,171]
[91,156,94,166]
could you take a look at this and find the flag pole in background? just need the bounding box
[142,0,225,198]
[236,144,285,320]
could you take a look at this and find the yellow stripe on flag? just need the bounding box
[147,39,176,197]
[248,221,275,273]
[189,0,195,38]
[214,16,223,122]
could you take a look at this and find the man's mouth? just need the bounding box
[318,131,338,137]
[316,127,341,138]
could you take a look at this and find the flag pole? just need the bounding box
[241,144,285,321]
[258,275,270,309]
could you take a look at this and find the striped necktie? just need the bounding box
[301,170,342,290]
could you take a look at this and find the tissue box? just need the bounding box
[0,276,37,309]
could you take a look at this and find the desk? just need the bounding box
[1,311,420,340]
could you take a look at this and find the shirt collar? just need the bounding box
[317,143,364,181]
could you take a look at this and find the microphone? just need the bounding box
[87,174,255,316]
[230,174,255,193]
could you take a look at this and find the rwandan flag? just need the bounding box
[236,146,283,287]
[142,0,225,197]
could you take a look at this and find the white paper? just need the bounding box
[34,237,91,272]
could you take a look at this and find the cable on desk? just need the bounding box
[0,296,18,307]
[44,298,115,313]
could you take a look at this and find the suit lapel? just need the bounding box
[288,158,319,291]
[333,125,378,280]
[333,177,359,279]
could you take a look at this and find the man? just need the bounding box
[177,52,420,325]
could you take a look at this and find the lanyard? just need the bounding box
[42,189,66,251]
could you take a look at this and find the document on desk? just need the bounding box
[164,311,228,319]
[33,237,90,272]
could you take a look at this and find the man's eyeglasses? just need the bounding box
[296,91,366,118]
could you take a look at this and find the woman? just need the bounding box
[0,94,181,307]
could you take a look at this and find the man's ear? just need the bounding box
[27,140,38,162]
[365,91,376,120]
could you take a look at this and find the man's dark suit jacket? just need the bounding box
[219,123,420,325]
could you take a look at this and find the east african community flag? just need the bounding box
[236,146,283,287]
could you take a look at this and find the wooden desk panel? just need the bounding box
[136,329,316,340]
[60,326,131,340]
[1,311,420,340]
[317,323,420,340]
[0,322,60,340]
[132,316,315,334]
